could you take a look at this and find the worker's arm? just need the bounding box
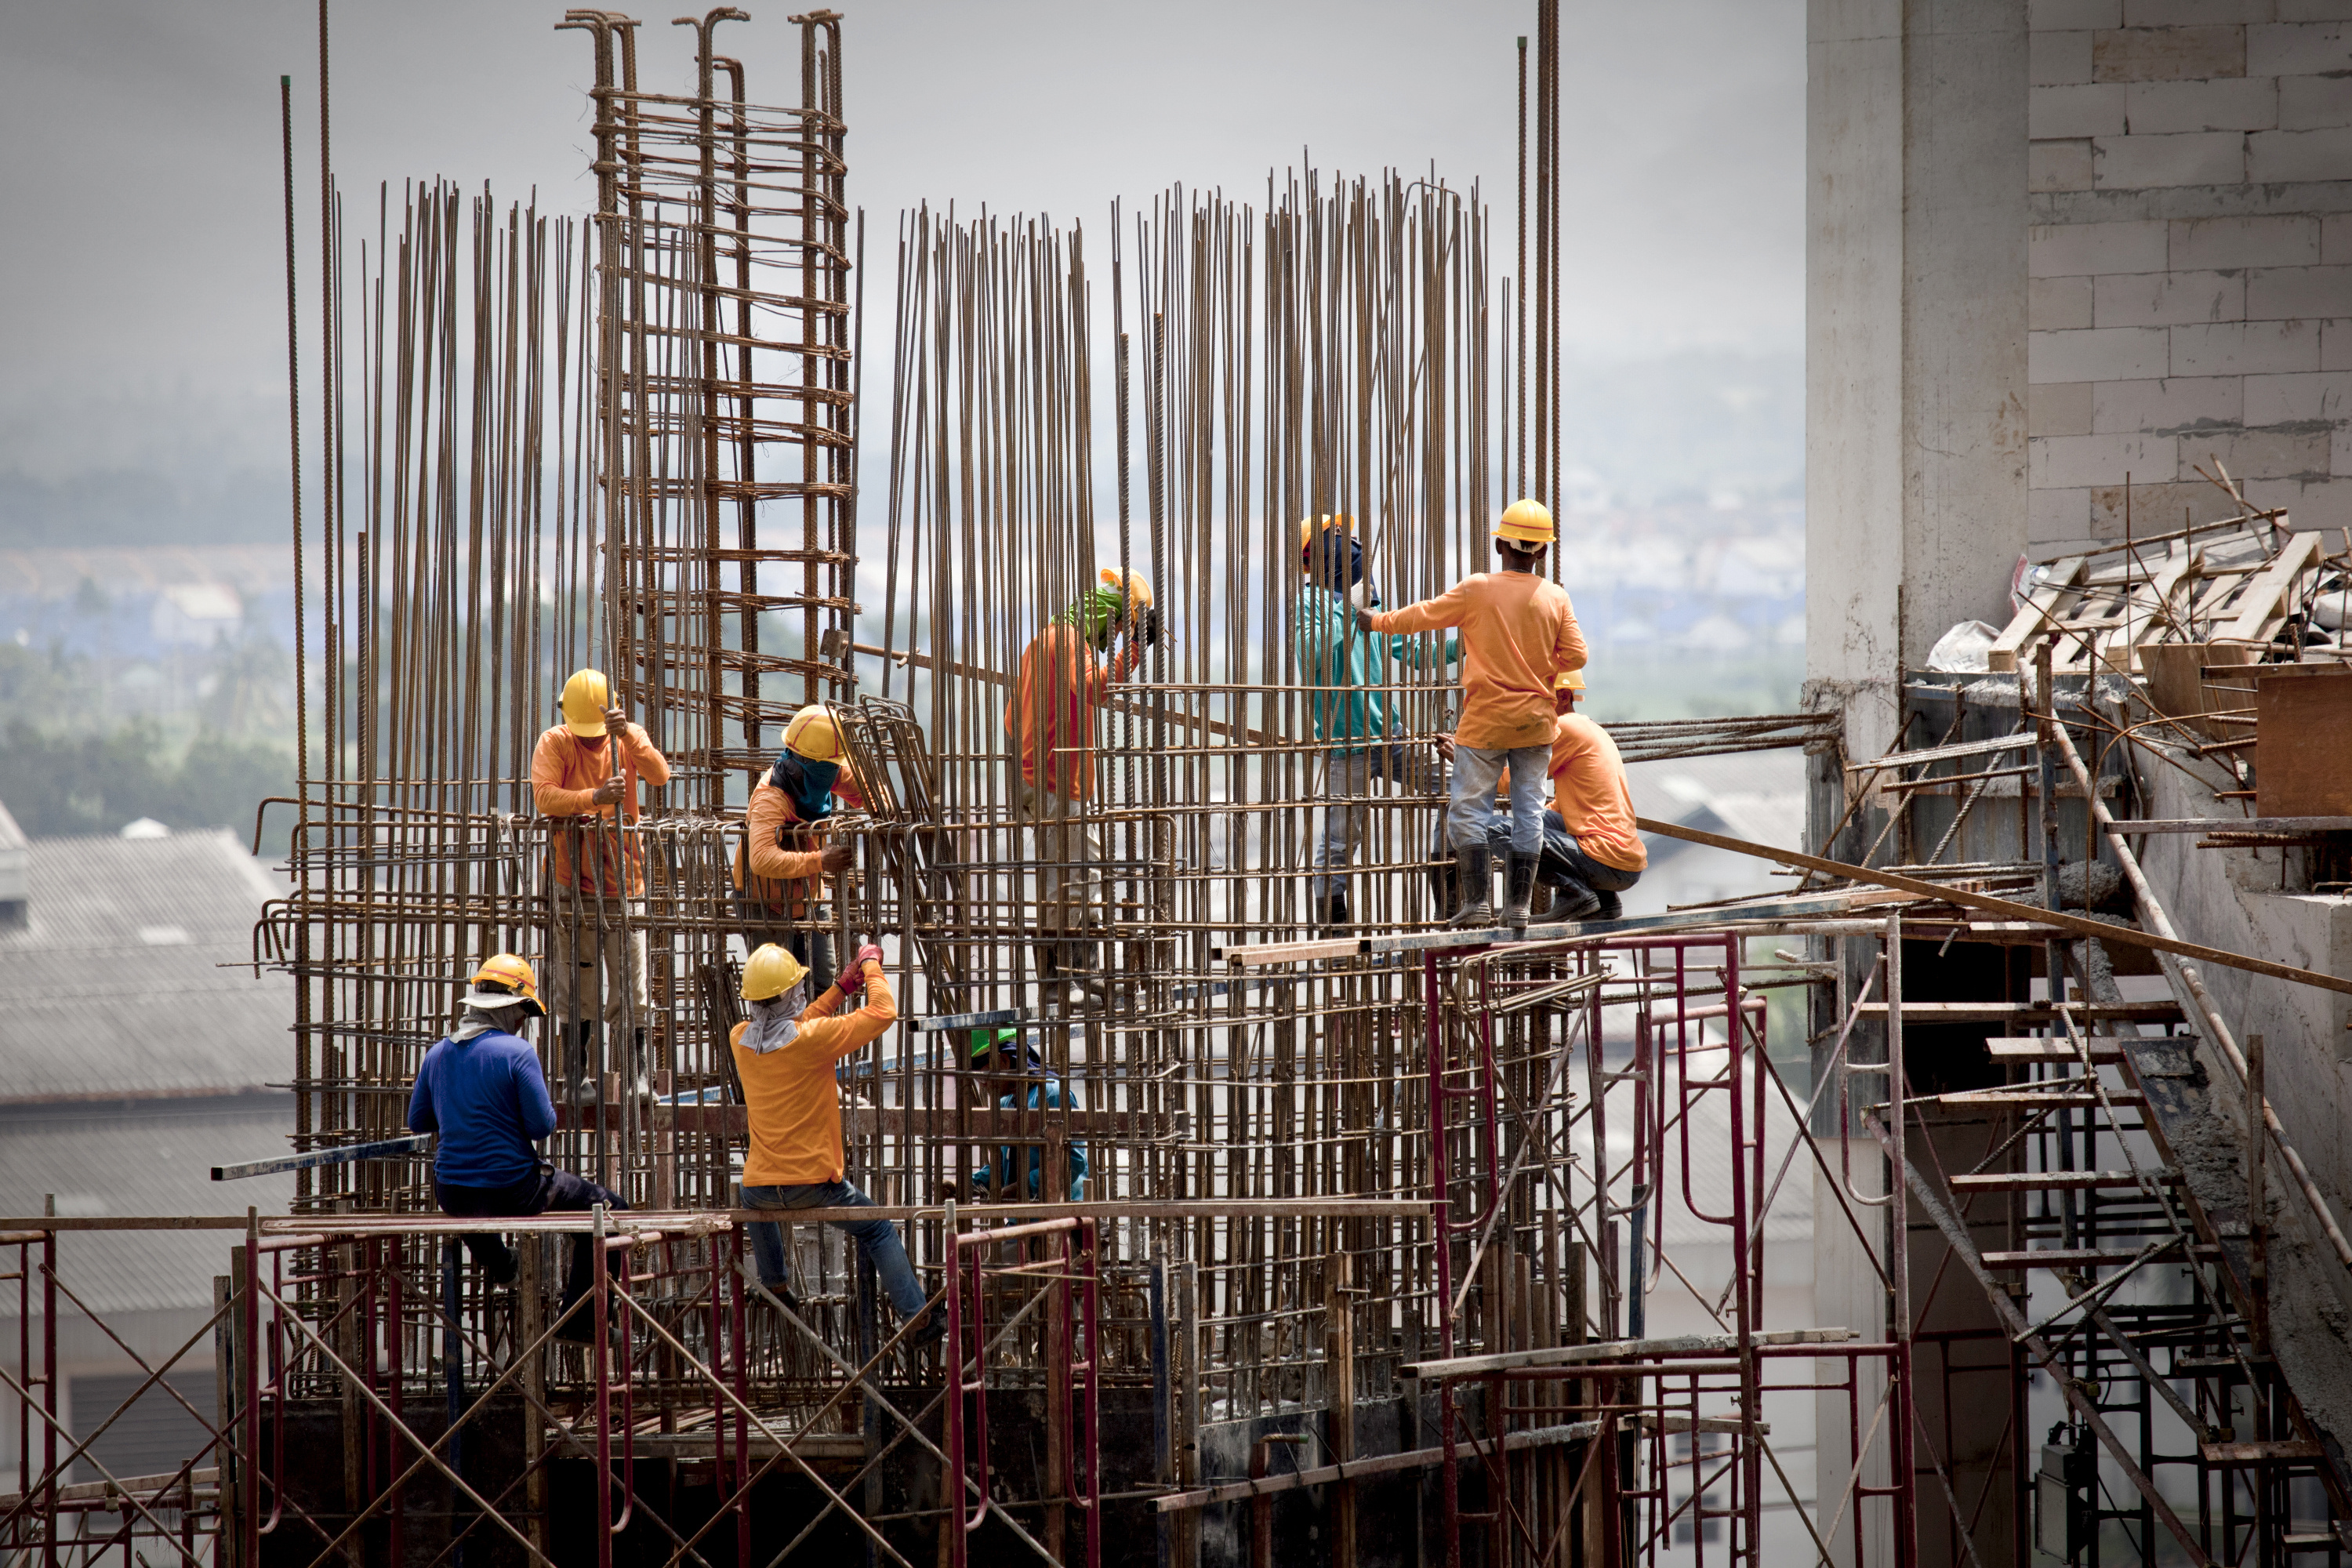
[1367,579,1475,637]
[619,721,670,786]
[744,786,829,882]
[405,1059,437,1136]
[1392,630,1461,670]
[531,732,599,816]
[514,1051,557,1142]
[1551,596,1589,676]
[1095,636,1144,700]
[791,966,898,1062]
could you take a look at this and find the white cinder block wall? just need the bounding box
[2027,0,2352,555]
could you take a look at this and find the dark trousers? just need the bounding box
[1483,810,1644,898]
[436,1167,630,1312]
[736,893,833,989]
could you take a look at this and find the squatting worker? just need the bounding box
[532,668,670,1104]
[406,955,630,1343]
[731,941,942,1344]
[960,1029,1089,1202]
[1472,670,1646,921]
[1358,499,1586,933]
[735,702,862,985]
[1004,567,1161,1004]
[1294,515,1457,932]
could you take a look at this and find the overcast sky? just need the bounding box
[0,0,1801,482]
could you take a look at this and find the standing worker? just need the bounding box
[960,1029,1089,1202]
[1359,499,1586,933]
[1004,566,1160,1004]
[1471,670,1646,920]
[731,941,942,1344]
[1294,515,1457,930]
[406,954,630,1343]
[735,702,863,985]
[532,668,670,1102]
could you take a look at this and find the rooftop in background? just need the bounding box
[0,820,292,1104]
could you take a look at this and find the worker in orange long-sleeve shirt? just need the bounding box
[1359,499,1587,932]
[735,703,865,988]
[731,941,941,1344]
[1467,670,1646,923]
[1004,567,1160,1004]
[532,667,671,1103]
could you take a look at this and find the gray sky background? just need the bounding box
[0,0,1801,485]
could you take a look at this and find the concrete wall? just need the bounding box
[2027,0,2352,554]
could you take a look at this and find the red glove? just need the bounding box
[838,943,884,993]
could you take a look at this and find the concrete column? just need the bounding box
[1807,0,2031,770]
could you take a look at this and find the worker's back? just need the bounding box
[731,975,897,1188]
[408,1030,557,1188]
[1370,572,1584,750]
[1548,713,1646,873]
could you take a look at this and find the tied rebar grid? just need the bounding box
[278,11,858,1224]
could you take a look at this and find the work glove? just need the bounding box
[1348,580,1382,612]
[1132,605,1163,648]
[838,942,884,994]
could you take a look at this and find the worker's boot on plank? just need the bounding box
[1058,936,1109,1007]
[626,1028,652,1101]
[564,1022,599,1105]
[1592,890,1623,921]
[1551,880,1601,922]
[1312,887,1350,932]
[1446,844,1494,929]
[1501,853,1540,935]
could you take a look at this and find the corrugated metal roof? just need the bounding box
[0,829,292,1102]
[0,1098,296,1317]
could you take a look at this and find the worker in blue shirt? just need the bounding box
[1294,516,1457,930]
[407,954,629,1341]
[962,1029,1088,1201]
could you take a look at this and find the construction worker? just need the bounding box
[532,669,670,1102]
[960,1029,1089,1201]
[735,702,862,985]
[1004,566,1160,1002]
[1295,515,1458,930]
[1359,499,1586,932]
[1466,670,1646,920]
[731,941,941,1343]
[406,955,629,1343]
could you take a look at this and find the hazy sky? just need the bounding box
[0,0,1801,481]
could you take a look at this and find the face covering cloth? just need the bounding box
[771,753,840,822]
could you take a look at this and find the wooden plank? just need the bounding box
[2142,642,2258,742]
[1985,1038,2127,1062]
[2221,532,2325,646]
[1858,1001,2183,1022]
[2200,1441,2325,1465]
[1951,1171,2176,1192]
[1980,1248,2152,1269]
[2256,662,2352,817]
[2103,816,2352,834]
[1989,556,2085,672]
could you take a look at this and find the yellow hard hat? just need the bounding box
[466,953,546,1017]
[783,703,846,764]
[1494,499,1555,547]
[560,669,610,736]
[741,942,809,1002]
[1099,567,1152,612]
[1555,668,1586,691]
[1295,514,1353,554]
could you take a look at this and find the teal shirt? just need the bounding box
[1294,585,1457,750]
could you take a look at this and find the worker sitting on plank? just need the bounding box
[961,1028,1089,1202]
[1358,499,1588,932]
[1460,670,1646,921]
[735,702,864,987]
[406,953,630,1344]
[532,668,670,1103]
[1295,514,1457,931]
[731,941,942,1343]
[1004,565,1161,1004]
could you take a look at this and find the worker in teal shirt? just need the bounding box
[965,1029,1088,1200]
[1294,515,1457,929]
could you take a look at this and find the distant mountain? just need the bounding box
[0,467,296,550]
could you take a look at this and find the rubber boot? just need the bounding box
[1592,889,1624,921]
[1502,852,1539,935]
[1059,932,1108,1007]
[1446,844,1494,929]
[1312,887,1350,932]
[1552,881,1602,922]
[627,1027,652,1101]
[564,1022,598,1106]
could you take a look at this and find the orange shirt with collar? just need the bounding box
[531,723,670,895]
[1367,572,1586,751]
[730,968,897,1187]
[1546,713,1646,873]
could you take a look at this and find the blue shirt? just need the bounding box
[1294,585,1457,750]
[406,1029,557,1188]
[972,1076,1090,1200]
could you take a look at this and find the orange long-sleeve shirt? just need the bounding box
[734,769,867,918]
[531,724,671,895]
[731,971,897,1186]
[1547,713,1646,873]
[1367,572,1586,751]
[1002,623,1142,799]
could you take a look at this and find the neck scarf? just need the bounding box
[739,982,810,1055]
[771,753,839,822]
[452,1004,520,1043]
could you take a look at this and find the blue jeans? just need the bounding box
[741,1180,928,1319]
[1448,743,1551,854]
[437,1167,630,1312]
[1313,743,1443,897]
[1482,810,1645,897]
